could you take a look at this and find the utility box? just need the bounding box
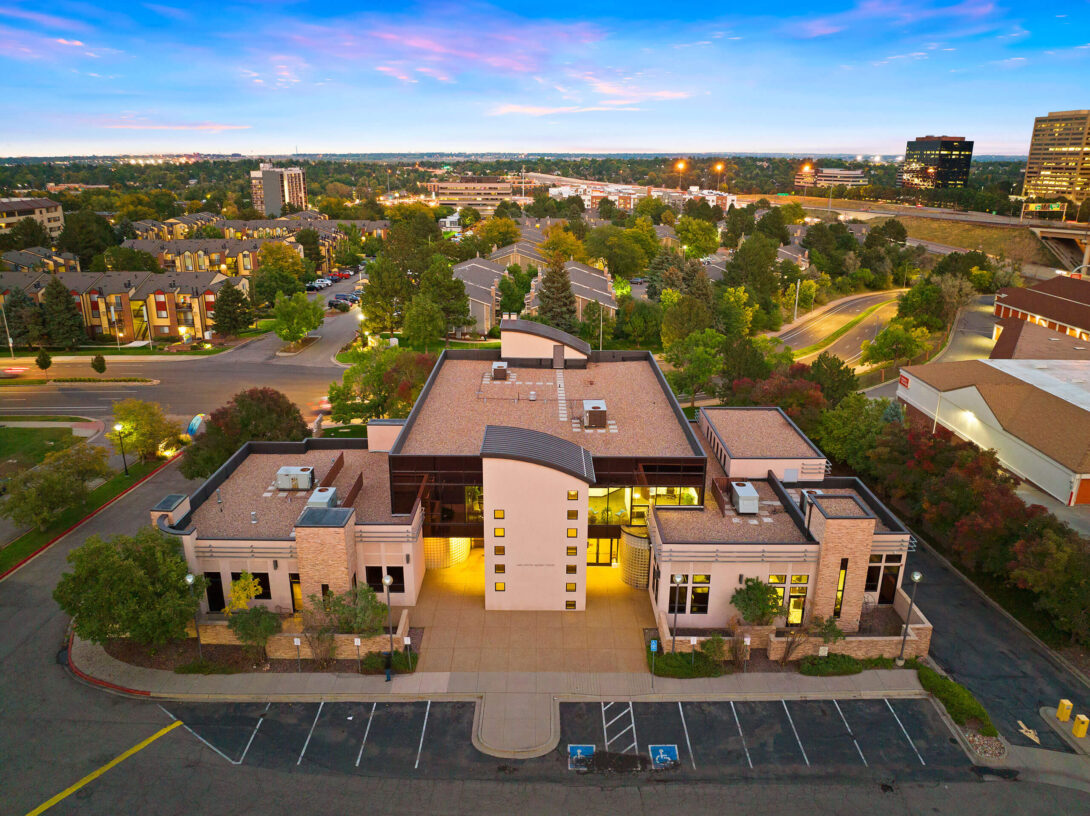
[276,466,314,490]
[582,399,608,428]
[1058,699,1073,722]
[730,481,760,515]
[491,361,508,381]
[307,486,338,507]
[1074,714,1088,739]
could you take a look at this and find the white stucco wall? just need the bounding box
[365,422,404,452]
[482,457,588,610]
[500,330,588,361]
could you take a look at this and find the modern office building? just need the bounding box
[250,163,309,216]
[899,136,974,189]
[793,167,869,188]
[0,197,65,238]
[425,177,514,216]
[152,321,931,661]
[1023,110,1090,203]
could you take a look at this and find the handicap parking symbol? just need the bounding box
[649,744,679,770]
[568,744,595,771]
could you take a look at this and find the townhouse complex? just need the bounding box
[153,321,930,658]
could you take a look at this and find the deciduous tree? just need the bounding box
[665,328,724,407]
[272,291,324,345]
[109,399,181,461]
[402,295,446,351]
[328,347,437,422]
[0,443,112,530]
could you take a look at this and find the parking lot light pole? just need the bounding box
[113,424,129,476]
[896,571,922,667]
[184,573,202,661]
[383,573,395,682]
[671,574,684,653]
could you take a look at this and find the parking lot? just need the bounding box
[160,696,970,784]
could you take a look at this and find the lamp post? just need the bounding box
[382,573,395,681]
[0,303,13,358]
[185,573,202,661]
[113,423,129,476]
[675,160,686,192]
[671,573,684,653]
[714,162,724,192]
[896,571,922,666]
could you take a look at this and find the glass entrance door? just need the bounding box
[587,537,618,566]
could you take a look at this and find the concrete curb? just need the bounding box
[912,534,1090,692]
[65,628,150,698]
[274,335,322,357]
[0,453,181,582]
[471,696,559,760]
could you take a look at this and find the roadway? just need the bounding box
[775,291,903,367]
[0,278,363,423]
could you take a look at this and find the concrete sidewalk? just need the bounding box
[72,635,927,758]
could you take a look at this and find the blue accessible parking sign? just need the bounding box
[649,744,679,770]
[568,744,594,771]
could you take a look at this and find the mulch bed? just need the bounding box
[103,638,416,675]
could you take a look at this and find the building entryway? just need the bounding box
[411,551,653,673]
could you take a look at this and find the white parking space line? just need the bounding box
[833,700,868,767]
[355,702,377,768]
[414,700,431,770]
[730,701,753,769]
[677,702,696,770]
[781,700,810,767]
[157,704,235,766]
[885,699,926,766]
[602,702,638,755]
[297,702,324,765]
[238,702,272,766]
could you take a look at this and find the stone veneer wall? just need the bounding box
[294,520,356,601]
[806,511,874,633]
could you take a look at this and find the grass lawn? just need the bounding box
[0,427,78,477]
[337,336,501,362]
[0,459,161,575]
[238,318,276,338]
[0,379,48,386]
[0,415,91,422]
[896,216,1057,266]
[321,425,368,438]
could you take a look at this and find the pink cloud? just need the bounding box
[0,6,88,31]
[489,104,641,116]
[99,116,250,132]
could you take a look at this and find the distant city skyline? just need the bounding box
[0,1,1087,157]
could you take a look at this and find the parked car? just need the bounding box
[330,271,352,280]
[305,282,320,292]
[328,299,350,311]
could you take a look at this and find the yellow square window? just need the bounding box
[566,564,577,574]
[768,574,787,585]
[494,528,505,538]
[494,509,505,519]
[567,490,579,500]
[494,545,505,556]
[567,509,578,520]
[495,564,505,574]
[791,574,809,584]
[565,601,576,610]
[495,582,506,592]
[565,583,577,592]
[566,546,578,556]
[566,528,577,538]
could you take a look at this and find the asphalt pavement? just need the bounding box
[775,291,902,366]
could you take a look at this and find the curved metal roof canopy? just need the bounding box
[480,425,595,482]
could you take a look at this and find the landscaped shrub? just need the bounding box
[361,649,417,673]
[175,659,240,675]
[916,665,998,736]
[646,646,724,678]
[798,653,864,676]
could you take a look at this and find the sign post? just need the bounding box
[650,639,658,689]
[404,636,412,671]
[354,637,362,674]
[293,637,302,672]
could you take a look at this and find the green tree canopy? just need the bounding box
[89,246,162,273]
[252,243,307,306]
[730,578,785,625]
[328,346,437,422]
[110,399,181,461]
[272,291,324,345]
[0,443,112,530]
[536,257,578,332]
[58,209,119,268]
[54,527,205,647]
[358,255,412,333]
[40,275,85,349]
[675,216,720,258]
[804,352,859,407]
[660,293,712,349]
[665,328,725,407]
[476,217,520,250]
[0,216,51,251]
[402,294,446,351]
[860,318,929,365]
[418,254,471,336]
[210,279,253,337]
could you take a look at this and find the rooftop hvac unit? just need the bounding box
[275,466,314,490]
[582,399,608,428]
[491,361,508,381]
[307,486,339,507]
[730,481,760,515]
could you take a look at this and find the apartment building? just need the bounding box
[490,242,546,269]
[121,238,302,275]
[2,246,80,274]
[794,167,870,188]
[523,261,618,322]
[153,321,928,659]
[0,197,65,238]
[0,269,243,342]
[251,163,309,216]
[452,258,506,334]
[1023,110,1090,203]
[425,176,514,216]
[900,136,974,189]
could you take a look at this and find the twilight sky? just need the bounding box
[1,0,1087,156]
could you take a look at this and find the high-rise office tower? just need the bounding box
[900,136,974,189]
[1023,110,1090,203]
[250,163,309,216]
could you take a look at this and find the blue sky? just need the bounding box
[1,0,1088,156]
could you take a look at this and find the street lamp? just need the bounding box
[382,573,395,681]
[714,162,725,192]
[185,573,202,661]
[675,160,686,192]
[896,571,923,666]
[113,423,130,476]
[671,573,685,652]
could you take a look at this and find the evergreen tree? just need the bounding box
[36,348,52,371]
[2,287,38,348]
[537,258,577,333]
[40,275,84,349]
[57,209,118,268]
[646,248,685,301]
[418,254,472,336]
[0,217,50,251]
[210,280,253,337]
